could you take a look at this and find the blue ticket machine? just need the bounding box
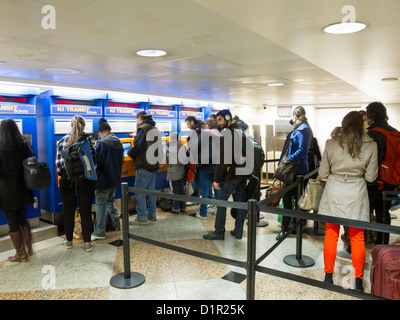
[0,86,41,234]
[146,102,179,190]
[103,93,148,199]
[36,89,106,225]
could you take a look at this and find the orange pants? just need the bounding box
[324,223,365,279]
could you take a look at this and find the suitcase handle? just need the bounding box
[390,240,400,246]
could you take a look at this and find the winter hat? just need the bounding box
[216,109,232,122]
[136,110,149,119]
[98,118,112,132]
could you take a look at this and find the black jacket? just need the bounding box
[0,140,34,212]
[96,133,123,190]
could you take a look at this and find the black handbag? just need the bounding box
[274,153,300,185]
[23,156,51,190]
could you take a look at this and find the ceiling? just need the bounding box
[0,0,399,107]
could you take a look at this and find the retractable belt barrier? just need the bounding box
[110,169,400,300]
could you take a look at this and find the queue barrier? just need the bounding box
[110,170,400,300]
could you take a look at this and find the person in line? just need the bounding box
[276,106,312,240]
[0,119,35,262]
[92,118,123,241]
[56,115,97,252]
[189,116,221,220]
[365,102,399,245]
[319,111,378,292]
[185,116,205,204]
[128,111,162,225]
[205,117,221,205]
[166,132,188,214]
[203,110,247,240]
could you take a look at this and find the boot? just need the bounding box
[324,273,333,284]
[355,278,364,292]
[8,230,28,262]
[21,223,33,256]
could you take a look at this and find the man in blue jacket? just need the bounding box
[92,118,123,240]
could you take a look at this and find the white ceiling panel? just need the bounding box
[0,0,398,106]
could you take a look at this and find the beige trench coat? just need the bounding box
[318,133,378,222]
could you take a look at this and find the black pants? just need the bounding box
[368,184,397,245]
[282,185,298,229]
[3,207,28,233]
[60,178,96,243]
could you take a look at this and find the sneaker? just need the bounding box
[130,218,148,226]
[191,212,207,220]
[180,209,186,213]
[91,234,106,241]
[64,239,73,249]
[169,209,180,214]
[148,216,157,221]
[84,242,94,252]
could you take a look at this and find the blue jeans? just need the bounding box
[214,178,247,236]
[135,169,157,221]
[171,179,186,211]
[198,167,215,217]
[93,187,121,237]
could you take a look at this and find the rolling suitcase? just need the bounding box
[370,240,400,299]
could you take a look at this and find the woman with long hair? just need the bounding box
[0,119,35,262]
[319,111,378,292]
[56,115,96,252]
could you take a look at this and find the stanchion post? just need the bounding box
[246,199,257,300]
[110,182,145,289]
[283,177,315,268]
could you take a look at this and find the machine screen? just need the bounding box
[122,142,132,157]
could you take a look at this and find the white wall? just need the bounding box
[231,102,400,155]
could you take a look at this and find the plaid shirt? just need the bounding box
[56,133,96,175]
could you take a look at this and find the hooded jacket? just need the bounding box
[96,133,123,190]
[128,117,162,172]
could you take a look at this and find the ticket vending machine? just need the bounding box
[0,86,41,235]
[146,103,179,190]
[36,89,106,225]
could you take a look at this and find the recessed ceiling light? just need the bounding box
[324,22,366,34]
[266,82,285,87]
[381,77,398,82]
[45,68,81,75]
[0,61,6,65]
[136,49,167,57]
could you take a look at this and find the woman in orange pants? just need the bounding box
[324,224,366,280]
[318,111,378,292]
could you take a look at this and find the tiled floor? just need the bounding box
[0,204,399,301]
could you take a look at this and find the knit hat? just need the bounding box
[136,110,148,119]
[98,118,111,132]
[216,109,232,122]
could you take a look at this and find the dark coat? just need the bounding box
[96,133,123,190]
[0,141,34,212]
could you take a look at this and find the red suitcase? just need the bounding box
[371,240,400,300]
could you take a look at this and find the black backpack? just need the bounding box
[23,156,51,190]
[239,131,265,175]
[61,138,97,182]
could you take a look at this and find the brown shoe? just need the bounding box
[20,223,33,256]
[8,230,28,262]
